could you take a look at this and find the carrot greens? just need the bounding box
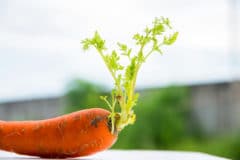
[81,17,178,134]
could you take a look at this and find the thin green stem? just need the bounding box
[144,48,154,61]
[96,48,118,82]
[96,48,125,102]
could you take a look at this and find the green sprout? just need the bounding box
[81,17,178,134]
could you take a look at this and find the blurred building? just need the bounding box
[0,96,65,120]
[191,80,240,135]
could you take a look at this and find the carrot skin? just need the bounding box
[0,108,117,158]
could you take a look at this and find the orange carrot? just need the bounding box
[0,108,117,158]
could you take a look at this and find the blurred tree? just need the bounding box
[231,135,240,160]
[114,86,192,149]
[64,79,107,113]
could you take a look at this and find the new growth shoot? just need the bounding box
[81,17,178,134]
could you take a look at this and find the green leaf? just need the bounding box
[117,42,132,59]
[138,51,145,62]
[133,33,141,41]
[92,31,107,50]
[144,27,151,34]
[115,74,122,86]
[81,38,91,50]
[163,32,179,45]
[162,17,172,29]
[132,93,139,106]
[117,43,127,51]
[125,56,137,81]
[81,31,107,51]
[133,33,144,45]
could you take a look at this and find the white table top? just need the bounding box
[0,150,230,160]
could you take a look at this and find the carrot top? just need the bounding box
[81,17,178,134]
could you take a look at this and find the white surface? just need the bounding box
[0,150,230,160]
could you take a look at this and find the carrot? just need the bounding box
[0,108,117,158]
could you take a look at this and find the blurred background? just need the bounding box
[0,0,240,159]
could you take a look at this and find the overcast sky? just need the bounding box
[0,0,239,102]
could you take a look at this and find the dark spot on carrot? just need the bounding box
[91,116,103,128]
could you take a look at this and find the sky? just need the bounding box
[0,0,239,102]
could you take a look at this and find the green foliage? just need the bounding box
[230,135,240,160]
[117,42,132,59]
[163,32,179,45]
[82,31,106,51]
[173,135,240,160]
[113,86,191,149]
[64,79,106,113]
[81,17,178,132]
[105,50,124,73]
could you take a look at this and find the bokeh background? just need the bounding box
[0,0,240,159]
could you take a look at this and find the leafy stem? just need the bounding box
[81,17,178,134]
